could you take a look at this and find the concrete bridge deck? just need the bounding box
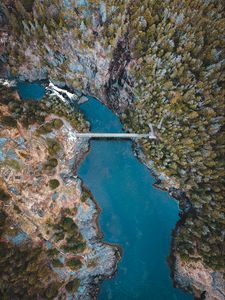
[74,132,156,139]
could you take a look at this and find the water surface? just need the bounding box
[17,81,45,100]
[78,98,193,300]
[16,82,192,300]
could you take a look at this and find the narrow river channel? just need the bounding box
[78,98,193,300]
[17,81,193,300]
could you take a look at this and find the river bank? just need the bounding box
[10,77,225,300]
[0,79,121,299]
[17,79,198,299]
[58,84,224,300]
[77,97,194,300]
[73,137,123,299]
[130,136,224,300]
[76,90,224,300]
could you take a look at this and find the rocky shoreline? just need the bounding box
[44,82,123,299]
[1,70,224,299]
[73,129,122,300]
[66,141,121,300]
[58,84,206,300]
[47,82,199,299]
[0,79,120,299]
[68,80,224,300]
[19,79,225,300]
[131,142,224,300]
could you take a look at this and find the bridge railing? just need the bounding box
[74,132,156,139]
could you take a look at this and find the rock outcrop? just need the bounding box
[0,81,119,299]
[174,255,225,300]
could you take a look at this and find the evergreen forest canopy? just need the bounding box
[0,0,224,285]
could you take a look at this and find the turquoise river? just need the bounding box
[79,98,193,300]
[17,82,193,300]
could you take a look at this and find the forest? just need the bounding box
[0,0,224,293]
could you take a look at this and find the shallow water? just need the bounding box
[78,98,193,300]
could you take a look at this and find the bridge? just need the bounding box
[74,132,156,139]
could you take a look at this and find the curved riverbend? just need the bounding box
[78,98,193,300]
[16,81,193,299]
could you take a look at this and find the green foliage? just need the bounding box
[66,258,82,270]
[61,217,76,231]
[115,0,225,271]
[52,118,64,129]
[47,96,88,132]
[45,282,61,299]
[36,118,63,135]
[0,214,62,299]
[51,258,63,268]
[47,248,60,257]
[0,188,10,202]
[0,87,16,105]
[3,158,21,171]
[0,92,47,129]
[8,100,23,114]
[1,0,224,276]
[81,190,89,203]
[0,211,7,227]
[36,123,54,135]
[43,158,58,170]
[0,116,17,128]
[48,179,60,190]
[65,278,80,293]
[62,240,86,253]
[48,212,86,254]
[21,0,35,12]
[54,231,65,242]
[46,138,61,156]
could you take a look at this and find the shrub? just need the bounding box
[21,0,35,12]
[45,282,60,299]
[0,211,7,226]
[65,278,80,293]
[81,191,89,203]
[8,101,22,114]
[13,204,21,213]
[47,248,59,257]
[65,258,82,270]
[37,119,64,135]
[52,119,63,129]
[37,123,53,135]
[0,116,17,128]
[46,138,61,156]
[54,231,65,242]
[61,217,72,230]
[48,179,60,190]
[51,259,63,268]
[0,188,11,202]
[44,158,58,170]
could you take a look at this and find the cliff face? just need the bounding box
[0,1,224,299]
[0,81,119,299]
[174,256,225,300]
[0,0,134,110]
